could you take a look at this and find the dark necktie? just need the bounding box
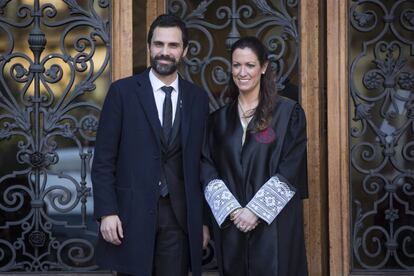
[161,86,173,142]
[159,86,173,197]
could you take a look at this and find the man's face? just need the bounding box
[149,27,187,76]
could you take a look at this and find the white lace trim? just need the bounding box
[204,179,242,226]
[246,176,295,225]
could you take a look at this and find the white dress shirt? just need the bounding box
[149,69,179,125]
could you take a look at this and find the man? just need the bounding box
[92,14,210,276]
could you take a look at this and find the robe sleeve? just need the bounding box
[246,176,295,224]
[246,104,308,224]
[204,179,242,226]
[201,114,242,226]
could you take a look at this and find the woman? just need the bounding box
[201,37,308,276]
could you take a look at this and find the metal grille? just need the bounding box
[168,0,300,111]
[0,0,111,272]
[349,0,414,271]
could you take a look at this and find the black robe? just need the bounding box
[201,96,308,276]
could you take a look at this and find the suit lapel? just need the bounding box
[179,78,194,148]
[134,70,161,148]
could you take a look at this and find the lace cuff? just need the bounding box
[204,179,242,226]
[246,176,295,225]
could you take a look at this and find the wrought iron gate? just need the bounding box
[0,0,110,272]
[349,0,414,272]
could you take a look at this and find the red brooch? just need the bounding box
[254,127,276,144]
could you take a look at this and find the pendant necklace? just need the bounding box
[238,97,258,144]
[238,98,257,125]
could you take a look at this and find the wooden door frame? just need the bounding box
[112,1,329,275]
[327,0,350,275]
[300,0,328,275]
[112,0,133,80]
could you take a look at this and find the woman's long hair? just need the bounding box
[225,36,277,132]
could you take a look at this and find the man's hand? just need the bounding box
[202,225,210,249]
[100,215,124,245]
[233,208,259,233]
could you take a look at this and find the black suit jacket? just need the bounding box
[92,69,209,276]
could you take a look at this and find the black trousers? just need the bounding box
[118,196,189,276]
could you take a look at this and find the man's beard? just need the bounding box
[150,55,179,76]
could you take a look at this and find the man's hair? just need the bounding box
[147,14,188,48]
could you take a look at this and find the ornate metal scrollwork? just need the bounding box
[0,0,110,272]
[168,0,299,110]
[350,0,414,271]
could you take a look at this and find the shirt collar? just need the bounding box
[149,68,179,93]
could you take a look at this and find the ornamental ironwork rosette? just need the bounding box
[349,0,414,272]
[0,0,110,272]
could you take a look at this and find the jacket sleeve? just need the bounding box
[246,104,308,224]
[91,82,122,220]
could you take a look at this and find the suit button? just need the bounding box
[149,210,154,215]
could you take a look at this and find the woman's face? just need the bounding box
[231,47,268,96]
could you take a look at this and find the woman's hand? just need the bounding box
[233,208,259,232]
